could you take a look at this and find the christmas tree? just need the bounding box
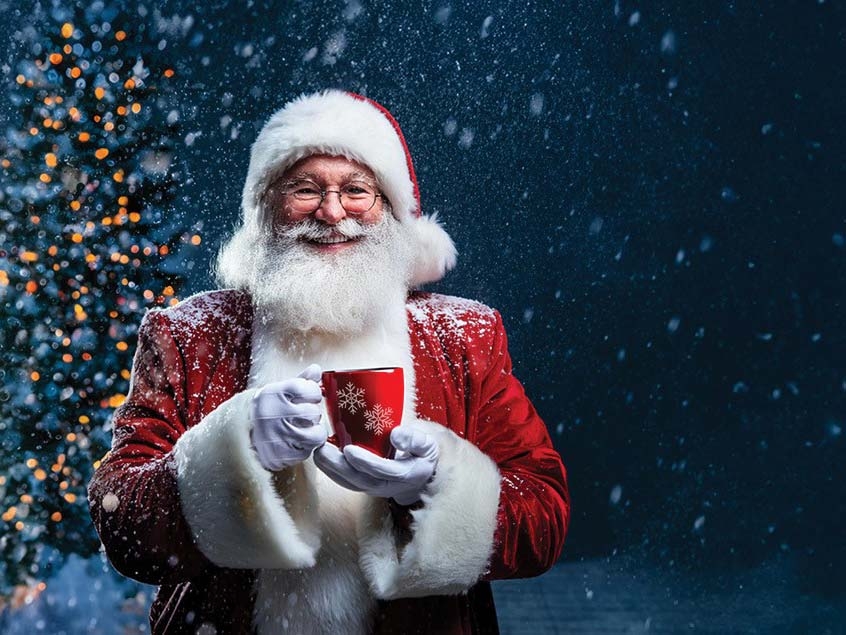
[0,2,199,595]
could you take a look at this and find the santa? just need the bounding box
[89,90,570,634]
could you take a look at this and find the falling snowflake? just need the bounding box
[337,382,366,413]
[364,404,394,435]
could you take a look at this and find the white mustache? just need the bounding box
[278,218,369,242]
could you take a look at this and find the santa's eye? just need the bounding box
[286,181,322,200]
[341,182,375,199]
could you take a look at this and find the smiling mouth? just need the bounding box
[305,234,359,246]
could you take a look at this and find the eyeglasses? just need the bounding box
[280,179,383,215]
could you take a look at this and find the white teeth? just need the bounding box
[312,235,351,244]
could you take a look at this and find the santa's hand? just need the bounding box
[250,364,327,471]
[314,424,439,505]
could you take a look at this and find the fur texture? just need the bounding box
[357,419,502,599]
[409,212,458,287]
[253,470,377,635]
[172,390,322,569]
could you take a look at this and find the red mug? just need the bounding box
[322,367,404,458]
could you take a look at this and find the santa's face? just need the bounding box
[264,154,386,252]
[249,154,414,336]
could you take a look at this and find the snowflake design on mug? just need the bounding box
[337,382,366,414]
[364,403,394,435]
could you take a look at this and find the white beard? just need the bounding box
[248,214,415,337]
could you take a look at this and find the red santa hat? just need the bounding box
[240,89,457,286]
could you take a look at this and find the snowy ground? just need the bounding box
[493,556,846,634]
[1,554,844,633]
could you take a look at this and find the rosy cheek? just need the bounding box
[359,206,385,225]
[276,205,307,226]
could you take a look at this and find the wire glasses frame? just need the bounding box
[280,179,384,215]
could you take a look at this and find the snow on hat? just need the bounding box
[240,89,457,286]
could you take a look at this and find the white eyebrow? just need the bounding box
[286,171,320,181]
[285,170,375,184]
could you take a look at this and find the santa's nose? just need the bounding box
[313,191,346,225]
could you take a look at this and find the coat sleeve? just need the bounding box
[87,309,212,585]
[474,310,570,580]
[357,307,569,599]
[88,309,321,586]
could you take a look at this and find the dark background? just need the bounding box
[4,0,845,603]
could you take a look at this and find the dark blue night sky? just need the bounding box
[2,0,845,630]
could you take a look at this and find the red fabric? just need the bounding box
[88,290,569,634]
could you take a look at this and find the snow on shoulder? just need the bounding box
[406,292,498,345]
[152,289,252,335]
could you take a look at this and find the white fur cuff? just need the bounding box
[172,390,321,569]
[356,420,501,599]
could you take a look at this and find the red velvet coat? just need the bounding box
[88,290,569,634]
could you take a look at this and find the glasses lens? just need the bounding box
[286,181,322,202]
[283,180,321,213]
[340,181,377,213]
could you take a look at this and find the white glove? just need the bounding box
[314,423,439,506]
[250,364,327,471]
